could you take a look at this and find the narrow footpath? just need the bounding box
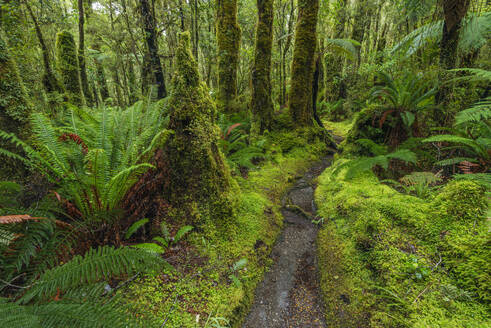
[242,156,333,328]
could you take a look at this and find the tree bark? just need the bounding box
[140,0,167,99]
[251,0,274,134]
[216,0,241,112]
[24,0,63,94]
[289,0,319,126]
[78,0,92,106]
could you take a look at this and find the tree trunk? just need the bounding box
[140,0,167,99]
[24,1,63,94]
[289,0,319,126]
[56,31,85,106]
[251,0,274,134]
[216,0,241,112]
[435,0,471,124]
[78,0,92,106]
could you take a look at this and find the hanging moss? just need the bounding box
[56,31,85,106]
[0,36,31,178]
[162,32,238,227]
[251,0,274,134]
[216,0,241,112]
[289,0,319,126]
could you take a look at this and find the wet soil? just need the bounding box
[242,157,332,328]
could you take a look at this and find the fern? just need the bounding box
[21,245,164,303]
[333,148,417,179]
[453,173,491,191]
[324,38,361,61]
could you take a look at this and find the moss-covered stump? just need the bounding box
[162,32,237,227]
[0,36,31,179]
[216,0,241,112]
[251,0,274,134]
[56,31,85,106]
[289,0,319,126]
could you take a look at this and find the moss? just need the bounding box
[315,162,490,327]
[289,0,319,127]
[0,36,31,179]
[216,0,241,112]
[162,32,237,229]
[126,137,326,327]
[56,31,85,106]
[251,0,274,133]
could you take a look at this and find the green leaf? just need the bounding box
[174,225,193,243]
[124,218,149,240]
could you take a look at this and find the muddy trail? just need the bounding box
[242,156,333,328]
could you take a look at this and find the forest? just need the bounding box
[0,0,489,327]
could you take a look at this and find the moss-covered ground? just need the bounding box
[126,137,326,327]
[315,159,490,327]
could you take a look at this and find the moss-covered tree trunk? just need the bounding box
[216,0,241,112]
[289,0,319,127]
[251,0,274,134]
[161,32,237,225]
[78,0,93,106]
[140,0,167,99]
[24,1,63,95]
[435,0,471,125]
[0,36,31,178]
[56,31,85,106]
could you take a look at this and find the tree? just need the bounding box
[56,31,85,106]
[161,31,237,226]
[140,0,167,99]
[251,0,274,134]
[78,0,93,106]
[216,0,241,112]
[23,0,64,95]
[289,0,319,126]
[0,35,31,178]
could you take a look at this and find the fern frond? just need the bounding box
[21,246,163,303]
[455,97,491,126]
[453,173,491,191]
[325,38,360,61]
[0,298,41,328]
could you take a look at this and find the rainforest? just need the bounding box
[0,0,489,327]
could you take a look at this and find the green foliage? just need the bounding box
[370,71,436,132]
[324,38,361,62]
[333,139,417,179]
[0,101,168,227]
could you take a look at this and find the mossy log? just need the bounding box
[162,32,237,226]
[216,0,241,112]
[289,0,319,127]
[251,0,274,134]
[56,31,85,106]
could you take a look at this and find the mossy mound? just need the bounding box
[315,164,490,327]
[162,32,237,229]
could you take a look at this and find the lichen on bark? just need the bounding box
[289,0,319,127]
[216,0,241,112]
[251,0,274,134]
[162,31,237,226]
[56,31,85,106]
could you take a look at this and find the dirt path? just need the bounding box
[242,157,332,328]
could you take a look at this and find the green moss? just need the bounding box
[56,31,85,106]
[162,32,237,229]
[251,0,274,133]
[216,0,241,112]
[289,0,319,126]
[315,163,490,327]
[0,36,31,179]
[126,137,326,327]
